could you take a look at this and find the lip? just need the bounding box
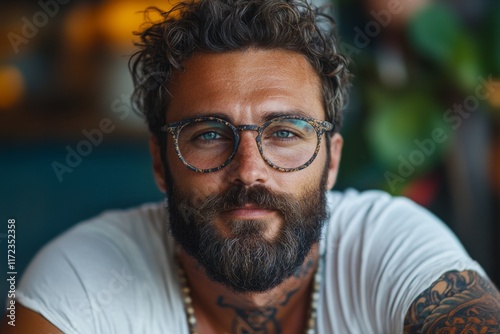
[222,205,275,219]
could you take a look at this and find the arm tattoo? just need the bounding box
[404,270,500,333]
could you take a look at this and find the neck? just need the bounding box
[177,243,319,334]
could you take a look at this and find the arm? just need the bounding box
[1,304,63,334]
[404,270,500,333]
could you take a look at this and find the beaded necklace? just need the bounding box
[176,255,323,334]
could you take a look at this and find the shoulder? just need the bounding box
[16,203,181,333]
[324,190,483,267]
[325,188,448,236]
[320,189,487,332]
[36,202,170,263]
[20,202,171,289]
[327,188,432,217]
[324,188,485,282]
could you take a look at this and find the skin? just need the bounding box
[2,49,498,333]
[1,305,62,333]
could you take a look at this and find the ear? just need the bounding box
[326,133,343,190]
[149,136,167,193]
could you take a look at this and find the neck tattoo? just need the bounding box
[176,253,323,334]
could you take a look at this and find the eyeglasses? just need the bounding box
[161,115,334,173]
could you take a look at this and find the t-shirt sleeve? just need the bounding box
[15,205,191,334]
[374,198,486,333]
[16,229,99,334]
[15,222,140,334]
[323,190,487,333]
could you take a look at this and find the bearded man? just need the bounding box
[3,0,500,333]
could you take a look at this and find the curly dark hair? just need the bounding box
[130,0,350,142]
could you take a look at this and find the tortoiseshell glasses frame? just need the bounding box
[160,115,334,173]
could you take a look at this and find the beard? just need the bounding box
[165,167,329,293]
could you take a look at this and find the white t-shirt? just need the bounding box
[16,190,486,333]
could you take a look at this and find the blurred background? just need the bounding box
[1,0,499,308]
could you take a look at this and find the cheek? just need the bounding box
[193,173,228,197]
[277,153,327,194]
[307,143,330,185]
[167,150,227,197]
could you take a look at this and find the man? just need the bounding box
[3,0,500,333]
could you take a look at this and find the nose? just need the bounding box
[225,131,269,186]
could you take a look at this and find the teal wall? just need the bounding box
[0,140,162,308]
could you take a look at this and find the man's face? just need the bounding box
[151,49,343,292]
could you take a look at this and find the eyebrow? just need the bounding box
[260,110,311,122]
[188,112,232,121]
[181,109,312,124]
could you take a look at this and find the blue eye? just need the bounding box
[273,130,294,138]
[201,132,221,141]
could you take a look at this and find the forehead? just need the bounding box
[166,48,325,123]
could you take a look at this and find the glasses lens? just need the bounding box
[178,120,235,170]
[262,118,318,169]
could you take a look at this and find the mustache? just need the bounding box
[175,184,302,223]
[199,184,300,212]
